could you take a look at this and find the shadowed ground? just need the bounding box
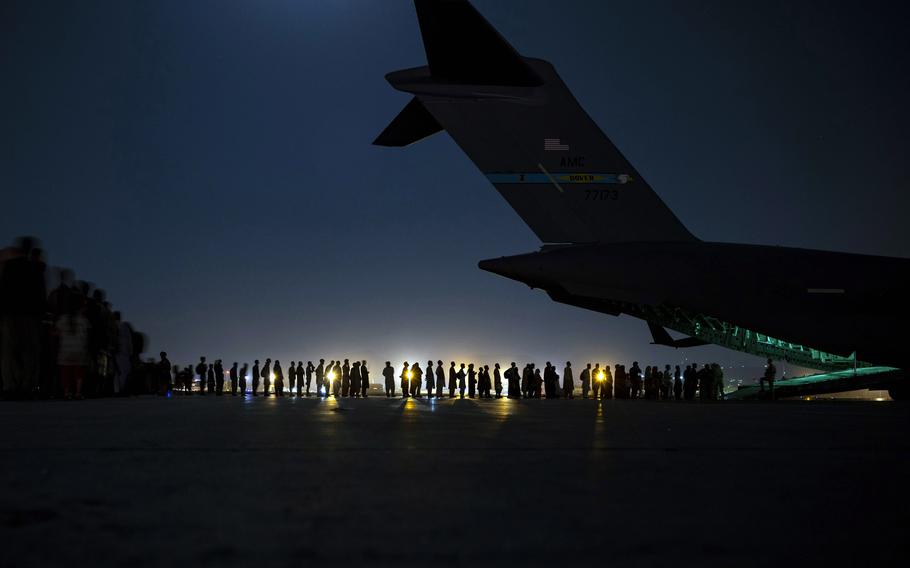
[1,396,908,567]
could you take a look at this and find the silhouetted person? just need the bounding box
[592,363,602,399]
[54,302,89,400]
[214,360,225,395]
[315,359,325,396]
[252,360,261,396]
[683,364,696,400]
[673,365,683,400]
[400,361,410,398]
[615,365,627,399]
[435,360,445,398]
[262,358,272,396]
[543,362,554,398]
[494,363,503,398]
[562,362,574,398]
[339,359,348,397]
[548,364,559,399]
[525,363,535,397]
[383,361,395,397]
[273,360,285,396]
[323,360,333,395]
[659,365,670,400]
[239,363,248,395]
[533,367,543,398]
[761,358,776,399]
[712,363,725,400]
[332,360,342,396]
[506,362,519,398]
[691,364,703,399]
[0,236,46,398]
[521,363,532,398]
[230,362,239,395]
[483,365,494,398]
[357,361,370,398]
[579,364,590,399]
[182,365,193,394]
[425,360,435,398]
[410,362,422,397]
[350,360,361,397]
[654,365,673,400]
[326,360,336,395]
[292,362,301,396]
[196,357,207,394]
[448,361,457,398]
[156,352,171,396]
[629,362,642,399]
[303,361,312,396]
[467,363,477,398]
[360,360,369,397]
[457,363,466,398]
[698,363,712,401]
[286,361,297,396]
[604,365,614,399]
[206,364,215,394]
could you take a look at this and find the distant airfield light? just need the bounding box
[596,371,606,381]
[407,370,414,380]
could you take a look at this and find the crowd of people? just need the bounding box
[0,236,148,400]
[149,356,734,401]
[1,236,762,403]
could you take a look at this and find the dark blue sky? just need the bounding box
[3,1,909,379]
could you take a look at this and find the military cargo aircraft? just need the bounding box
[375,0,909,399]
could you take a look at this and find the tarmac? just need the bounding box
[1,395,908,567]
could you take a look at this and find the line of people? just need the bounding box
[158,356,728,401]
[170,358,372,397]
[592,362,726,401]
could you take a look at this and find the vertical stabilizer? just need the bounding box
[375,0,696,244]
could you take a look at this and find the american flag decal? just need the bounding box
[544,138,569,151]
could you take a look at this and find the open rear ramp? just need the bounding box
[725,366,902,400]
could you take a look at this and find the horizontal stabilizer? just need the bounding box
[373,97,443,147]
[648,321,709,348]
[414,0,542,86]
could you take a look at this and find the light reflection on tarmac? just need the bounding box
[0,396,908,566]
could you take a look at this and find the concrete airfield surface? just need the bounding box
[1,395,908,567]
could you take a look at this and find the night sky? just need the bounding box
[3,1,909,380]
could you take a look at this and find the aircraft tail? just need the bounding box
[375,0,696,244]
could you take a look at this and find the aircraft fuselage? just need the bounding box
[479,242,910,369]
